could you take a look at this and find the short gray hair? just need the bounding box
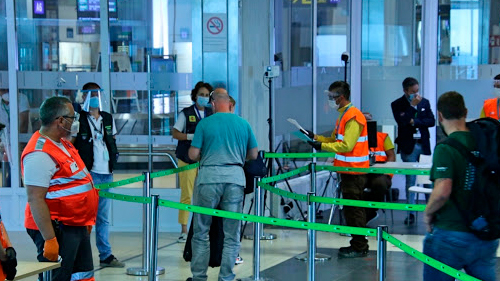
[40,96,71,126]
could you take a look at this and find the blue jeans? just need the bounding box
[191,182,244,281]
[401,143,423,215]
[91,171,114,261]
[423,228,499,281]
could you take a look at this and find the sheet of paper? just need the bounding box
[292,131,313,142]
[287,118,305,131]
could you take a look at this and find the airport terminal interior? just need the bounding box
[2,0,500,280]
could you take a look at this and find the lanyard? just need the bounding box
[88,115,103,135]
[194,106,203,120]
[335,104,352,138]
[2,102,9,122]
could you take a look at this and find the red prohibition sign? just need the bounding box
[207,17,223,35]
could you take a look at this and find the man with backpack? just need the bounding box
[423,91,499,281]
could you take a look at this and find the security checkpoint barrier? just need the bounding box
[93,153,481,281]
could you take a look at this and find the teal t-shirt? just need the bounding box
[430,131,476,232]
[191,112,258,185]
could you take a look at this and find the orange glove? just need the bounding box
[43,237,59,261]
[87,225,92,235]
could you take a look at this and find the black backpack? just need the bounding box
[440,117,500,240]
[243,153,267,194]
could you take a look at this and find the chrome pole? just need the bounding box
[377,225,388,281]
[254,177,262,280]
[147,54,153,173]
[148,194,161,281]
[126,172,151,276]
[42,270,52,281]
[296,163,331,262]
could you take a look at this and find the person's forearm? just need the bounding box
[172,129,188,141]
[315,135,335,143]
[424,193,448,217]
[29,198,55,240]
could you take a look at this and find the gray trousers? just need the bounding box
[191,182,244,281]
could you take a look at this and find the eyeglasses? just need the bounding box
[60,112,80,123]
[324,90,341,101]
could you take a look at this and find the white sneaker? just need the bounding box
[178,233,187,243]
[235,256,244,265]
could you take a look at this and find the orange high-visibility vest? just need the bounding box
[483,98,499,120]
[370,132,389,163]
[22,131,98,229]
[333,106,370,174]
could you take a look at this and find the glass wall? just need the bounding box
[274,0,350,156]
[436,0,500,128]
[361,0,422,133]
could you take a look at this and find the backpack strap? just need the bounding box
[438,137,478,229]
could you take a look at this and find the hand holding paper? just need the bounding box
[287,118,315,140]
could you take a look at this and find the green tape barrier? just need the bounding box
[99,190,375,237]
[258,182,426,212]
[317,165,429,176]
[95,175,145,190]
[99,190,151,204]
[265,152,337,159]
[261,165,310,183]
[383,232,480,281]
[101,190,475,280]
[150,163,200,179]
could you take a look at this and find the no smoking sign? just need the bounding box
[203,13,227,52]
[207,17,224,35]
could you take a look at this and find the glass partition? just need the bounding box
[361,0,422,133]
[436,0,500,131]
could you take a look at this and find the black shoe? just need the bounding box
[404,214,415,225]
[338,246,368,258]
[186,278,193,281]
[99,254,125,267]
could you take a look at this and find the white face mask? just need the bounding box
[494,88,500,97]
[328,100,339,110]
[61,119,80,136]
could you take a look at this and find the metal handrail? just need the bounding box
[119,152,178,168]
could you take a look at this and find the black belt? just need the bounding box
[201,163,243,168]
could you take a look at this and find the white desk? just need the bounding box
[372,162,431,170]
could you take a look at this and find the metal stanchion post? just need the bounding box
[127,173,165,276]
[296,163,331,262]
[377,225,388,281]
[148,194,164,280]
[245,152,277,241]
[241,177,272,281]
[42,270,52,281]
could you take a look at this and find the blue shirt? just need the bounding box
[191,112,258,185]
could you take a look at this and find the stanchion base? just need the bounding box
[294,252,331,261]
[243,233,277,240]
[238,277,274,281]
[126,266,166,276]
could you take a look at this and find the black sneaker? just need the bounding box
[404,214,415,225]
[186,278,193,281]
[100,254,125,268]
[338,246,368,258]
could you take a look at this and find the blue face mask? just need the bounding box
[408,94,415,101]
[197,96,210,107]
[89,97,100,108]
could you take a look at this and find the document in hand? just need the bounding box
[287,118,313,142]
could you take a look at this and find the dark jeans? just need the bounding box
[423,228,499,281]
[340,173,368,251]
[27,224,94,281]
[363,174,392,219]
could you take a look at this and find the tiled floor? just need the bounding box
[8,210,500,281]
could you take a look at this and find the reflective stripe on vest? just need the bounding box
[35,137,46,150]
[336,134,368,143]
[46,183,93,199]
[373,151,386,157]
[334,154,370,162]
[50,170,88,186]
[71,271,94,281]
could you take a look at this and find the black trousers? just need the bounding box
[27,223,93,281]
[339,173,368,251]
